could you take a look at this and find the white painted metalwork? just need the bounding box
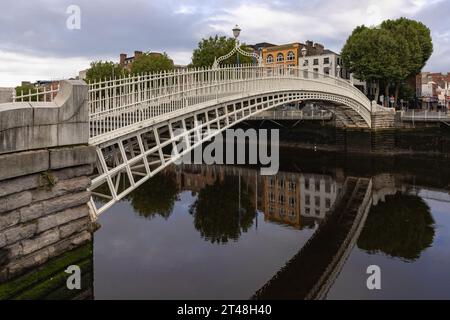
[400,110,450,122]
[250,109,333,120]
[86,64,385,218]
[212,24,262,69]
[13,84,60,102]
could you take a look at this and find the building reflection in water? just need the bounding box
[139,164,344,233]
[181,165,343,230]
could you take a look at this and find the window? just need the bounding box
[278,194,285,204]
[277,53,284,62]
[305,178,310,190]
[278,179,285,188]
[325,198,331,208]
[315,196,320,206]
[279,208,286,216]
[313,58,319,65]
[315,180,320,191]
[325,181,331,193]
[289,197,296,207]
[287,51,295,61]
[269,177,275,188]
[305,207,310,214]
[289,181,296,191]
[324,57,330,64]
[266,54,274,64]
[269,192,275,203]
[305,195,310,205]
[324,67,330,75]
[303,59,309,66]
[269,206,274,214]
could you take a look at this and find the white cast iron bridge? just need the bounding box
[22,65,386,217]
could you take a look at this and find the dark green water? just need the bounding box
[92,148,450,299]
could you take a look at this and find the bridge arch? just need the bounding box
[86,65,389,216]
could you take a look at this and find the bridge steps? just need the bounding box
[333,105,368,128]
[252,177,372,300]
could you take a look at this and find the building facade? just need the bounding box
[261,43,304,67]
[416,72,450,110]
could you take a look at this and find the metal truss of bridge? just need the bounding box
[80,64,389,217]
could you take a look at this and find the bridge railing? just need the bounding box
[13,84,60,102]
[88,65,373,142]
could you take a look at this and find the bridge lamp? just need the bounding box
[232,24,241,39]
[232,25,241,65]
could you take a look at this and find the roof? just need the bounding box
[323,49,339,55]
[264,42,302,52]
[248,42,277,49]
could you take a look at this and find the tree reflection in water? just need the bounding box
[127,171,179,220]
[358,193,435,261]
[189,175,256,244]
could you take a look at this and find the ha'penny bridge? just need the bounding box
[0,64,402,287]
[1,64,395,217]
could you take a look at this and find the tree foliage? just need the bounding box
[85,61,126,82]
[357,193,435,261]
[130,52,174,74]
[189,175,256,244]
[190,35,254,68]
[341,18,433,105]
[127,171,179,220]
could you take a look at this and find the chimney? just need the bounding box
[314,43,324,55]
[120,53,127,66]
[134,51,143,59]
[305,40,313,47]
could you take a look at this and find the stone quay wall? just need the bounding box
[0,80,97,283]
[0,146,96,282]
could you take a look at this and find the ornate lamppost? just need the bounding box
[212,25,262,69]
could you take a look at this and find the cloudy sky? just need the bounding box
[0,0,449,86]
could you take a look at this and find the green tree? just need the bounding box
[357,193,435,261]
[381,18,433,106]
[341,18,433,106]
[189,175,256,244]
[127,171,179,220]
[130,52,174,74]
[341,26,398,102]
[85,61,126,82]
[190,35,254,68]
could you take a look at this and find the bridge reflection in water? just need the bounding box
[171,165,372,299]
[0,152,443,299]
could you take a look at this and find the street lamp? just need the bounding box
[232,25,241,65]
[336,64,341,78]
[212,24,262,69]
[232,24,241,39]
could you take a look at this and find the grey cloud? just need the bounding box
[0,0,448,70]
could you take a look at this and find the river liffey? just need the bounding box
[91,148,450,300]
